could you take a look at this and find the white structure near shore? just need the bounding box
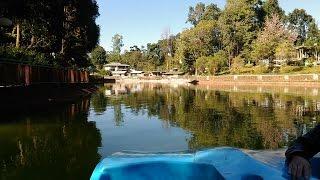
[104,62,144,77]
[104,63,130,76]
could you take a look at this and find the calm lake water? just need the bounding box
[1,83,320,179]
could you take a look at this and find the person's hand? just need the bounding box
[288,156,311,180]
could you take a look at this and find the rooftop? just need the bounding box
[104,62,130,67]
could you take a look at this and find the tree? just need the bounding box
[305,21,320,46]
[262,0,285,20]
[108,34,124,63]
[147,43,165,67]
[218,0,263,67]
[125,45,144,68]
[207,50,228,74]
[90,46,107,69]
[1,0,100,68]
[305,22,320,61]
[187,3,221,26]
[251,15,297,63]
[160,28,178,70]
[195,56,209,75]
[176,20,221,73]
[111,34,124,54]
[201,4,221,22]
[288,9,314,45]
[187,3,206,26]
[195,51,228,75]
[275,41,296,61]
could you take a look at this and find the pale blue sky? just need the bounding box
[96,0,320,51]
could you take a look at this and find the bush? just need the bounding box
[97,69,112,77]
[305,57,316,67]
[279,66,303,74]
[287,59,304,66]
[230,56,246,74]
[299,67,320,74]
[253,65,271,74]
[0,46,52,66]
[230,64,271,75]
[195,50,228,75]
[244,63,254,68]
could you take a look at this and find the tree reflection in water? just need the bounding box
[0,98,101,180]
[93,83,320,150]
[1,84,319,179]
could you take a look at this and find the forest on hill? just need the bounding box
[1,0,319,75]
[91,0,320,75]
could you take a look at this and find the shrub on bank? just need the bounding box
[97,69,112,77]
[253,65,271,74]
[230,56,247,74]
[279,66,303,74]
[298,66,320,74]
[0,46,57,67]
[230,65,270,75]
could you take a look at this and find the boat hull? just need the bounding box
[90,147,307,180]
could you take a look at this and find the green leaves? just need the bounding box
[112,34,124,55]
[187,3,221,26]
[1,0,100,68]
[251,15,297,63]
[218,0,262,62]
[288,9,314,45]
[90,46,107,69]
[196,50,228,75]
[176,20,221,73]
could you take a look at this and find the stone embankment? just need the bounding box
[197,74,320,87]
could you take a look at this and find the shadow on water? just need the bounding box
[0,98,101,180]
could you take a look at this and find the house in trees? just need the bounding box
[104,63,130,76]
[295,45,320,66]
[269,45,320,67]
[104,62,144,77]
[129,69,144,77]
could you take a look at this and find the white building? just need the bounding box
[104,63,130,76]
[129,69,144,77]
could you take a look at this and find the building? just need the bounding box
[163,68,185,77]
[104,63,130,76]
[129,69,144,77]
[260,45,320,67]
[296,45,320,66]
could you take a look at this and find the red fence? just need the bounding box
[0,62,89,87]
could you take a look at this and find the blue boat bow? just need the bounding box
[91,147,317,180]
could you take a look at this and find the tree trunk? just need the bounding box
[27,36,35,49]
[11,25,16,35]
[60,5,67,54]
[16,23,20,48]
[61,38,65,54]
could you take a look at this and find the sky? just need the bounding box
[96,0,320,51]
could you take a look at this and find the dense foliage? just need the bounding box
[0,0,100,68]
[90,46,107,69]
[106,1,320,74]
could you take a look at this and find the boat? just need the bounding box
[90,147,318,180]
[188,79,199,85]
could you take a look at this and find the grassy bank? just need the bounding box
[228,66,320,75]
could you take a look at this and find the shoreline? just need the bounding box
[113,73,320,87]
[0,83,98,109]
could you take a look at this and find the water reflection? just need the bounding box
[0,99,101,180]
[2,83,319,179]
[92,83,320,155]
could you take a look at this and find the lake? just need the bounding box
[1,83,320,179]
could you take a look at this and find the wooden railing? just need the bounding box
[0,61,89,87]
